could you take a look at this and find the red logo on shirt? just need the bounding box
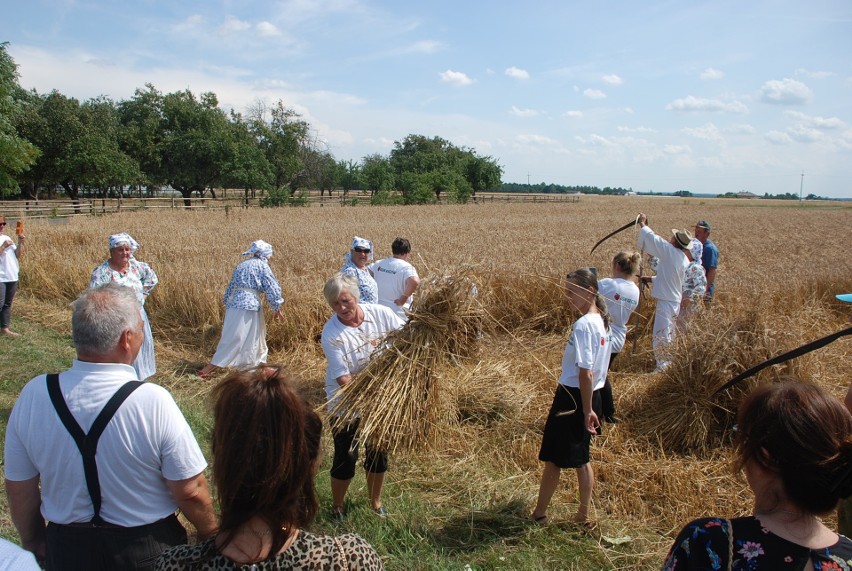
[600,337,606,346]
[614,293,621,300]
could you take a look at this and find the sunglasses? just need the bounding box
[353,247,371,254]
[0,222,6,226]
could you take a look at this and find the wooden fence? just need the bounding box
[0,192,579,220]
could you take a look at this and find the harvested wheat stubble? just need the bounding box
[328,273,484,454]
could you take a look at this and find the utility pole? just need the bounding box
[799,170,804,202]
[527,172,531,193]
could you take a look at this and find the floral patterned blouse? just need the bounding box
[662,516,852,570]
[340,261,378,304]
[683,261,707,301]
[222,257,284,312]
[647,257,707,301]
[90,258,158,305]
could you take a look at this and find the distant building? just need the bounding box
[737,191,759,199]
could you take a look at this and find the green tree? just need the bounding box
[0,43,39,196]
[16,91,85,199]
[337,159,360,197]
[222,111,273,201]
[389,134,502,201]
[249,100,310,194]
[159,90,231,205]
[60,96,140,199]
[117,84,166,193]
[360,153,394,195]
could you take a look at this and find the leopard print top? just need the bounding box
[155,529,383,570]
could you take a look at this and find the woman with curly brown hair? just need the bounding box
[156,367,383,570]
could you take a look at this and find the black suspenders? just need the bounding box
[46,373,143,526]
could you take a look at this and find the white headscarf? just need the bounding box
[243,240,273,261]
[344,236,374,263]
[689,239,703,262]
[109,233,140,254]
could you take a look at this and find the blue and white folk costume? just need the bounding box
[210,240,285,369]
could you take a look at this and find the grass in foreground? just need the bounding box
[0,317,661,570]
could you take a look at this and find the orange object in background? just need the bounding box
[15,221,23,236]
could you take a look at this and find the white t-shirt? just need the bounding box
[558,312,610,391]
[0,234,20,282]
[4,360,208,527]
[598,278,640,353]
[0,538,39,571]
[321,303,404,411]
[638,226,688,303]
[368,257,419,318]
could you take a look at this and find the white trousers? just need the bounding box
[652,299,680,371]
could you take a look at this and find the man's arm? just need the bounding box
[705,267,717,291]
[166,473,218,540]
[394,275,421,306]
[5,477,46,565]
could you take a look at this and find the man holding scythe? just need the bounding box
[636,213,691,371]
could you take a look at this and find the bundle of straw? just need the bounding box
[328,273,484,454]
[626,309,776,454]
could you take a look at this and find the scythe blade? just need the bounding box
[590,215,642,254]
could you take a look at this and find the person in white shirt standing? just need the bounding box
[4,283,217,570]
[597,251,641,422]
[369,237,421,320]
[0,215,26,337]
[636,213,691,372]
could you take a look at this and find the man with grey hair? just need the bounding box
[4,283,217,570]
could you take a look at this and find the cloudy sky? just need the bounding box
[3,0,851,197]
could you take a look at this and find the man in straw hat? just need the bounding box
[636,213,691,371]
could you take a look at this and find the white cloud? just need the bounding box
[666,95,748,113]
[765,130,793,145]
[510,105,539,118]
[219,16,251,35]
[439,70,473,86]
[505,66,530,80]
[700,68,724,80]
[787,124,822,143]
[256,21,281,37]
[173,14,204,34]
[601,74,623,86]
[516,134,560,145]
[724,124,755,135]
[575,134,616,147]
[783,111,845,129]
[583,88,606,100]
[401,40,442,55]
[562,110,584,119]
[664,144,691,154]
[796,68,834,79]
[617,125,655,133]
[682,123,724,144]
[759,78,812,105]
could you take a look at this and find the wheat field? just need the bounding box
[11,195,852,567]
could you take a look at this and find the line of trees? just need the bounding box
[0,43,502,206]
[499,182,633,195]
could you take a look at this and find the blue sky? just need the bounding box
[3,0,851,197]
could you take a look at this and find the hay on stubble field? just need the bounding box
[10,199,852,550]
